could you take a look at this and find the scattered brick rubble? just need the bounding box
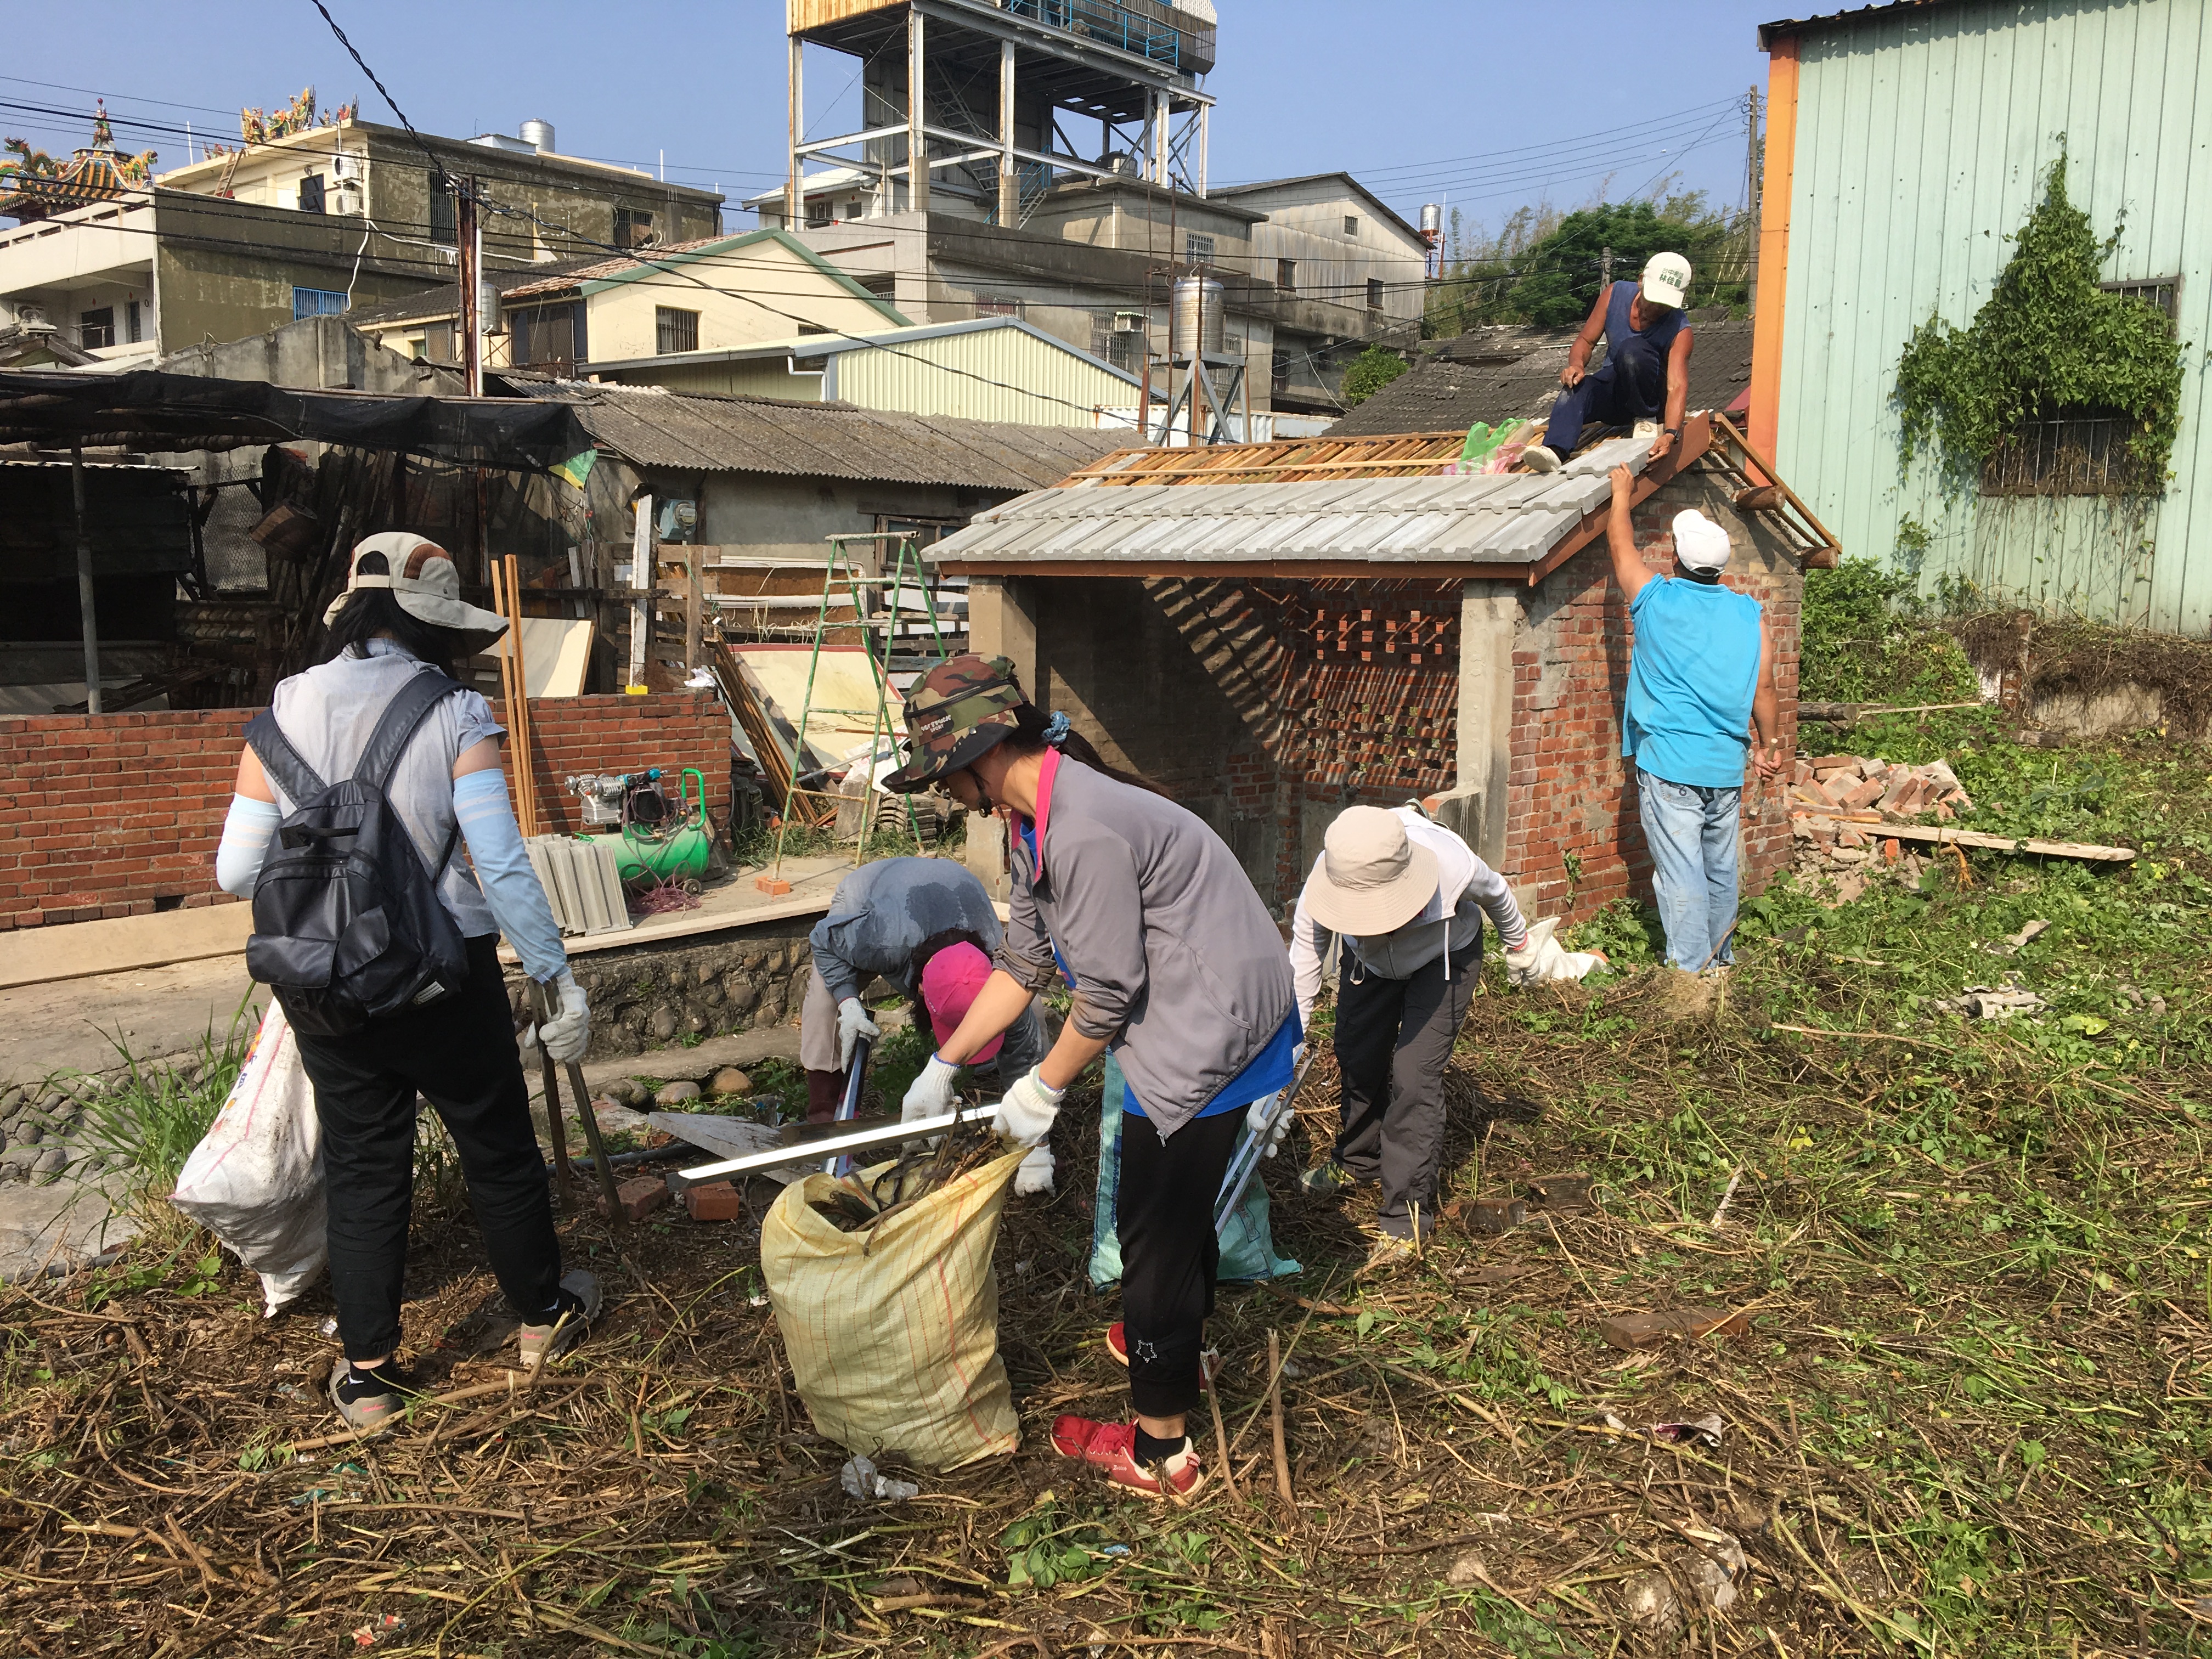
[1786,754,1976,904]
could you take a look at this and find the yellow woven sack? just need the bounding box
[760,1144,1026,1472]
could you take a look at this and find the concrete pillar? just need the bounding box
[787,36,804,230]
[997,40,1018,227]
[907,7,930,217]
[965,574,1037,693]
[1438,581,1517,869]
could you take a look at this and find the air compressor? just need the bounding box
[565,768,716,889]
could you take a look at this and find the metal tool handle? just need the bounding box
[1212,1041,1322,1237]
[827,1034,871,1177]
[532,980,625,1227]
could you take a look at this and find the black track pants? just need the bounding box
[292,934,563,1362]
[1331,941,1480,1239]
[1116,1107,1244,1419]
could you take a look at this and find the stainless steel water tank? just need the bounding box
[1171,274,1224,360]
[520,119,556,154]
[1420,202,1443,244]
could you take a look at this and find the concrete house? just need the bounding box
[584,315,1142,430]
[0,112,721,367]
[1754,0,2212,631]
[935,418,1822,925]
[348,232,908,376]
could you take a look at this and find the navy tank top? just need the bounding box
[1604,279,1687,359]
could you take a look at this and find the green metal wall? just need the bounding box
[1778,0,2212,633]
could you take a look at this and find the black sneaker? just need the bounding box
[517,1270,602,1369]
[327,1361,423,1432]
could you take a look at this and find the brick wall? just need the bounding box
[1503,473,1800,924]
[0,692,731,931]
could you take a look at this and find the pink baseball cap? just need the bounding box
[920,942,1003,1064]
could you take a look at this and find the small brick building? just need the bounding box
[936,416,1829,927]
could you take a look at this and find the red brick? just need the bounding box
[597,1176,671,1223]
[683,1181,746,1222]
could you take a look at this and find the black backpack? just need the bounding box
[242,670,472,1036]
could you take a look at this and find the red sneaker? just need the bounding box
[1103,1323,1220,1387]
[1050,1415,1207,1501]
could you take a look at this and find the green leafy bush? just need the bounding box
[1338,345,1409,408]
[1802,556,1980,705]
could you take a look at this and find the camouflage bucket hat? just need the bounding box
[882,654,1029,794]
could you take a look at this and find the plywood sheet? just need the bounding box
[731,643,904,773]
[495,616,595,698]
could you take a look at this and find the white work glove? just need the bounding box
[1244,1091,1293,1159]
[992,1066,1064,1148]
[836,997,881,1072]
[901,1054,960,1124]
[1014,1144,1057,1196]
[535,969,591,1064]
[1503,931,1566,988]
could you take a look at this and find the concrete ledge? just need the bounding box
[0,904,253,991]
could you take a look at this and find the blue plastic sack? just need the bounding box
[1088,1052,1300,1289]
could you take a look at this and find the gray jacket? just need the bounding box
[997,758,1294,1135]
[809,857,1002,1005]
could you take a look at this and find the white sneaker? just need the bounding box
[1521,444,1561,473]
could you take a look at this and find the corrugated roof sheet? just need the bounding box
[1327,317,1753,439]
[933,435,1655,569]
[1758,0,1959,48]
[540,384,1128,491]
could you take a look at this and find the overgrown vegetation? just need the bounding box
[1801,554,1981,704]
[12,723,2212,1653]
[1427,192,1753,336]
[1895,153,2186,487]
[1337,344,1410,408]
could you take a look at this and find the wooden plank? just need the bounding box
[788,0,902,32]
[1794,811,2134,861]
[685,548,702,672]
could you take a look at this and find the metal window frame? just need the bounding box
[655,304,701,355]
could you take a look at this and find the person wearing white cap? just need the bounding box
[211,534,601,1432]
[1522,252,1696,473]
[1289,804,1587,1269]
[1605,465,1784,974]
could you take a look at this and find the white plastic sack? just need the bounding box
[171,1003,327,1316]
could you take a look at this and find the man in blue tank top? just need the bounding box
[1524,252,1696,472]
[1605,464,1783,973]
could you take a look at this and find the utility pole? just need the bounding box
[456,176,483,398]
[1745,86,1763,319]
[1600,243,1613,294]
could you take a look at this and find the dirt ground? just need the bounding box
[5,712,2208,1658]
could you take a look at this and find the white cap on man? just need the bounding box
[1641,251,1691,309]
[1672,509,1732,573]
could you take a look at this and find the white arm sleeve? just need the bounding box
[1466,857,1530,953]
[214,794,281,897]
[1286,857,1331,1033]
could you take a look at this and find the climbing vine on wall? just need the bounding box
[1894,153,2184,491]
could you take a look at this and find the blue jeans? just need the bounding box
[1544,334,1668,455]
[1636,769,1741,970]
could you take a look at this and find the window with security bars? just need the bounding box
[1979,410,2155,497]
[2101,276,2180,333]
[615,207,654,249]
[1186,234,1215,263]
[292,286,348,321]
[1276,258,1296,292]
[429,183,456,246]
[1367,278,1385,309]
[79,307,114,349]
[656,307,699,354]
[975,296,1022,317]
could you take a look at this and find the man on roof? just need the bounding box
[1522,252,1695,473]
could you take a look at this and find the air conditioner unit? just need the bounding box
[331,153,363,181]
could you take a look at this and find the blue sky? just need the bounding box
[8,2,1778,238]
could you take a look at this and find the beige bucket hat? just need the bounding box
[1301,805,1441,936]
[322,532,509,642]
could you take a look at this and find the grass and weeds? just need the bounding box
[5,721,2210,1654]
[1803,555,1981,707]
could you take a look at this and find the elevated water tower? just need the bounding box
[783,0,1218,227]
